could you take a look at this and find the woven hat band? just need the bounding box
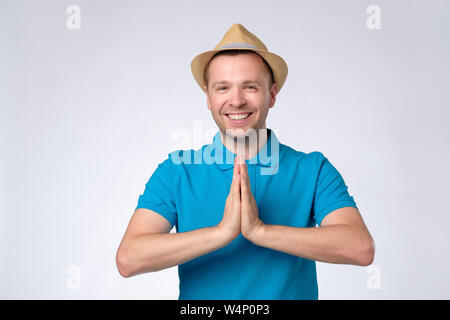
[216,42,259,50]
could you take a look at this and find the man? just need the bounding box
[116,23,375,299]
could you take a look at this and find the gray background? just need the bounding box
[1,0,449,299]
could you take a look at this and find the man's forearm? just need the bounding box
[117,226,231,277]
[247,224,374,266]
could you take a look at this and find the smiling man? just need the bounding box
[205,49,276,158]
[116,23,375,300]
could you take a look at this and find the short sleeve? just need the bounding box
[135,156,177,228]
[312,152,358,226]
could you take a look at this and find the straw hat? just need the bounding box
[191,23,288,93]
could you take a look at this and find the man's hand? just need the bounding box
[217,156,265,243]
[239,157,264,241]
[215,158,374,266]
[217,156,242,243]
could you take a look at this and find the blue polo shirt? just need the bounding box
[135,128,358,299]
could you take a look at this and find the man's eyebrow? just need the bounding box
[211,80,264,86]
[211,80,229,87]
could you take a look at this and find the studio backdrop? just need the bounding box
[1,0,449,299]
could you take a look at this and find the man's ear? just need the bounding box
[269,82,278,109]
[204,86,212,111]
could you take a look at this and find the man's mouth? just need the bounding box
[225,112,252,120]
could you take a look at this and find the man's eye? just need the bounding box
[247,85,256,90]
[217,87,227,91]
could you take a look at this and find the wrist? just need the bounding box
[214,224,239,245]
[245,220,266,244]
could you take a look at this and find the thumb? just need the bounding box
[232,156,241,199]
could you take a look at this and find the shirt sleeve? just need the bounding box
[312,152,358,226]
[135,155,177,228]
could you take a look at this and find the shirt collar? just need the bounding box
[210,128,279,171]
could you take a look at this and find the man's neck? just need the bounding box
[220,128,269,160]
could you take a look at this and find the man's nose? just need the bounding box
[227,87,246,107]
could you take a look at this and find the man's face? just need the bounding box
[205,52,277,139]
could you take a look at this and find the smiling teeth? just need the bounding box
[228,113,250,120]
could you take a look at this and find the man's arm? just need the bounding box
[239,159,375,266]
[116,157,242,277]
[246,206,375,266]
[116,208,229,277]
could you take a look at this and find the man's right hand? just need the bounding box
[117,156,245,277]
[217,155,242,242]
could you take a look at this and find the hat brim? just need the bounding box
[191,47,288,93]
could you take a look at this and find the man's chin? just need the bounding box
[223,126,260,139]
